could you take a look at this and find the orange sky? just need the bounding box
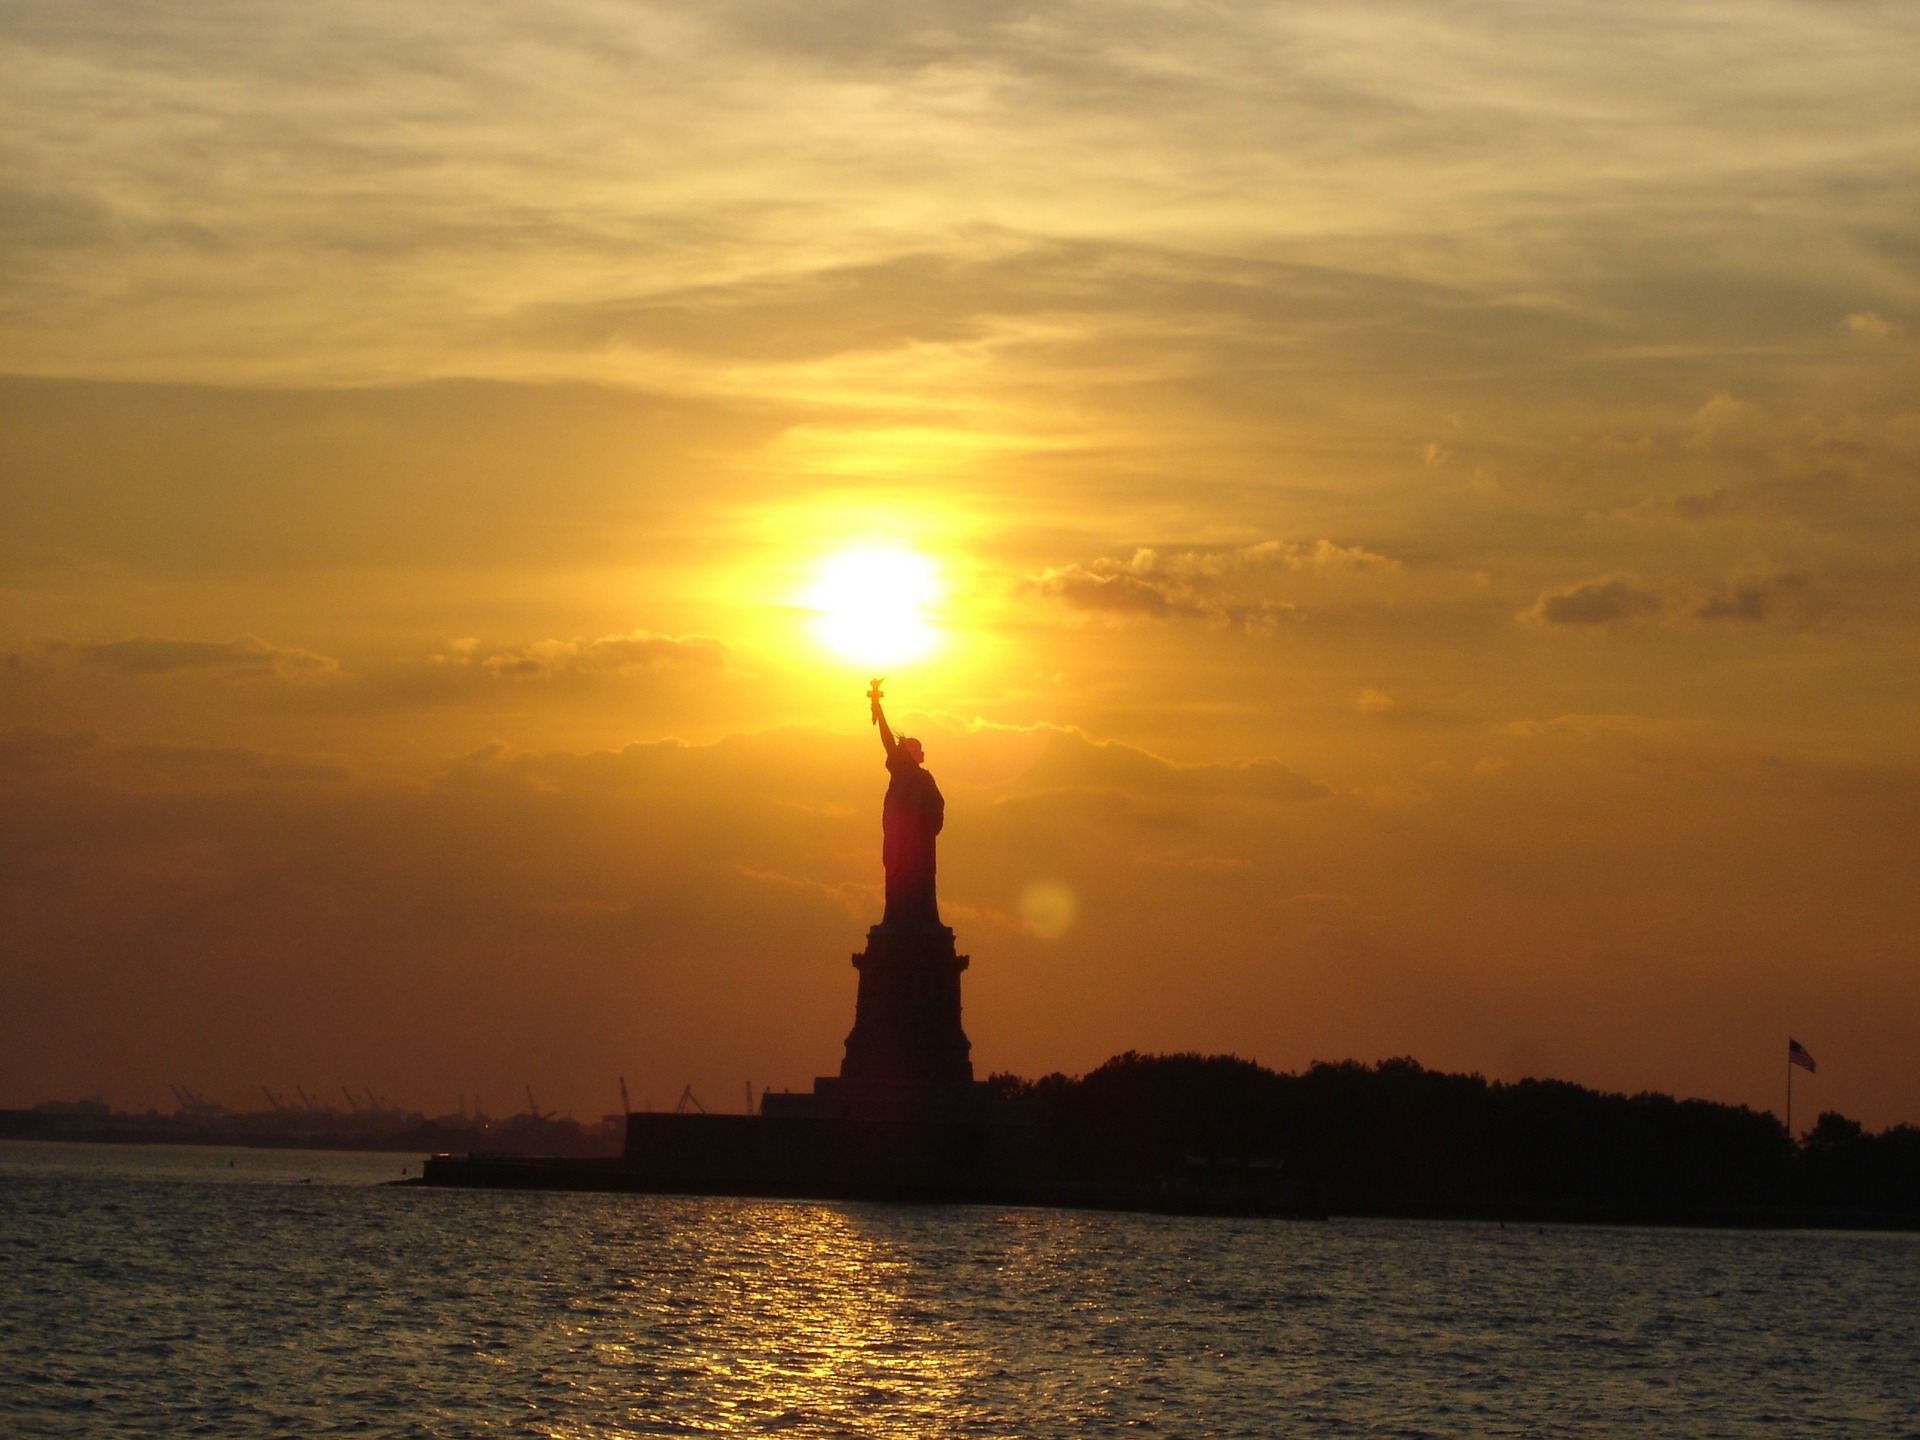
[4,1,1917,1127]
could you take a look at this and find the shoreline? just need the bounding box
[404,1150,1920,1231]
[9,1135,1916,1231]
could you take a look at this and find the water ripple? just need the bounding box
[3,1142,1917,1438]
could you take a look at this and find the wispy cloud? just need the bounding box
[1526,569,1820,627]
[34,635,340,681]
[1527,575,1667,627]
[1027,538,1394,630]
[455,631,727,681]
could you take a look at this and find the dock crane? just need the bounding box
[523,1084,553,1121]
[169,1084,225,1117]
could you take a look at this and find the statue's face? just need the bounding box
[902,737,925,764]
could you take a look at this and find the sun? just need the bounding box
[802,546,943,665]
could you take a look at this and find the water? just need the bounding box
[4,1141,1917,1438]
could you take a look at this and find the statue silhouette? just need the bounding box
[870,682,944,929]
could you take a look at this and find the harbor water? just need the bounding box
[4,1140,1916,1437]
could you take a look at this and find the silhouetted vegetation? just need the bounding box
[996,1053,1920,1224]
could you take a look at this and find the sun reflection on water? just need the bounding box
[585,1201,990,1436]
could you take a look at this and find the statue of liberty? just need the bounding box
[868,679,944,929]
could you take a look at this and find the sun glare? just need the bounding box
[803,546,943,665]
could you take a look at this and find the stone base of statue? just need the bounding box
[842,922,974,1097]
[601,916,1013,1196]
[760,920,995,1128]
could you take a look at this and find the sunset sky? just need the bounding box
[4,1,1917,1128]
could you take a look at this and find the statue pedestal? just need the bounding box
[841,923,973,1092]
[632,913,1027,1192]
[760,921,990,1127]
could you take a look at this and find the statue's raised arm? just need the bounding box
[868,676,898,757]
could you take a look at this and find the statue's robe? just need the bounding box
[881,750,945,928]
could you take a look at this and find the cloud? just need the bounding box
[997,725,1331,806]
[439,720,1331,811]
[0,728,348,791]
[1501,713,1688,742]
[1243,540,1399,576]
[1622,455,1866,530]
[1027,538,1393,630]
[435,732,774,798]
[3,628,730,721]
[522,252,1004,364]
[1667,487,1759,524]
[1355,689,1397,715]
[1687,393,1763,444]
[1112,540,1396,581]
[111,744,351,788]
[1693,570,1813,623]
[40,635,340,681]
[1028,561,1201,619]
[1526,576,1666,626]
[0,377,785,578]
[0,183,119,249]
[1526,569,1818,628]
[463,630,728,681]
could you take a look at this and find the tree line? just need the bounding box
[994,1053,1920,1224]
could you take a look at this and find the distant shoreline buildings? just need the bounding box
[0,1094,619,1158]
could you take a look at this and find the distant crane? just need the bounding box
[294,1085,320,1112]
[673,1085,706,1114]
[618,1076,631,1115]
[340,1086,361,1113]
[169,1084,225,1117]
[524,1084,553,1122]
[261,1087,285,1112]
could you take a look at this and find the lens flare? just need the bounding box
[803,546,942,665]
[1020,882,1078,939]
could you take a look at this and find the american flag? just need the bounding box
[1788,1038,1817,1073]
